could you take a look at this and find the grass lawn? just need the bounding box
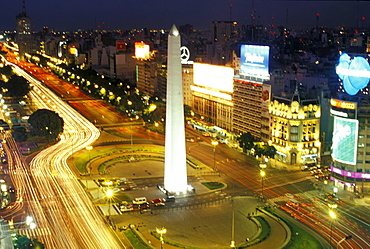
[201,182,224,190]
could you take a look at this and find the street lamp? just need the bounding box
[211,140,219,172]
[106,188,114,217]
[86,146,93,188]
[260,170,266,200]
[259,164,267,200]
[329,208,337,246]
[156,227,167,249]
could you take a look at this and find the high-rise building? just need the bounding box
[15,10,35,59]
[232,44,271,142]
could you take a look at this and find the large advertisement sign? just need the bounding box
[135,42,150,59]
[332,116,358,165]
[116,40,126,51]
[193,63,234,93]
[240,45,269,77]
[336,53,370,95]
[331,166,370,179]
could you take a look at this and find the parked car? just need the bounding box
[166,195,176,202]
[151,198,165,204]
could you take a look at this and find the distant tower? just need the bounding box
[164,25,188,193]
[16,0,34,59]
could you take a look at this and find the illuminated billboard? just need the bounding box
[331,166,370,179]
[193,63,234,93]
[240,45,269,77]
[135,42,150,59]
[330,98,356,110]
[336,53,370,95]
[332,116,358,165]
[116,40,126,51]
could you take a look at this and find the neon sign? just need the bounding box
[331,166,370,179]
[336,53,370,95]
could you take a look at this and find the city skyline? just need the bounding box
[2,0,370,31]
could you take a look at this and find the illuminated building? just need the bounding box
[191,63,234,131]
[15,2,36,60]
[330,98,370,194]
[135,42,167,96]
[164,25,188,193]
[269,89,321,166]
[330,52,370,194]
[232,45,271,142]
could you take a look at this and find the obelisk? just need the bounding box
[164,25,188,193]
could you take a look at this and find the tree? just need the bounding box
[28,109,64,141]
[12,126,28,142]
[13,234,32,249]
[0,119,10,131]
[1,75,30,98]
[237,132,255,152]
[0,65,14,77]
[13,234,44,249]
[253,144,277,158]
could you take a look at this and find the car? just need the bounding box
[202,132,210,137]
[186,137,195,142]
[151,198,165,204]
[154,202,165,207]
[121,185,134,191]
[120,205,133,212]
[285,193,294,198]
[166,195,176,202]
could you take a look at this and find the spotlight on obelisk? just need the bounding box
[164,24,188,193]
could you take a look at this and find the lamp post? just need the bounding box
[329,207,337,246]
[259,164,267,200]
[156,227,167,249]
[106,188,114,217]
[230,197,235,248]
[86,146,93,188]
[211,140,219,172]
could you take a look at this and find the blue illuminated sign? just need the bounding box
[332,116,358,165]
[336,53,370,95]
[240,45,269,77]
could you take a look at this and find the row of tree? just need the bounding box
[238,132,277,158]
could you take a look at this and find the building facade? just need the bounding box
[269,91,321,166]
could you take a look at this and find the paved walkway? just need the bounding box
[76,142,291,249]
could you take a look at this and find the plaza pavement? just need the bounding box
[76,142,291,249]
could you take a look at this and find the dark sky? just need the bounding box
[2,0,370,31]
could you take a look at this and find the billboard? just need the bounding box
[135,42,150,59]
[331,166,370,179]
[240,45,269,77]
[193,63,234,93]
[336,53,370,95]
[332,116,358,165]
[330,98,356,110]
[116,40,126,51]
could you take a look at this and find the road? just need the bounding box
[1,57,124,248]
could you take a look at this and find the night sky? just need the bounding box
[2,0,370,31]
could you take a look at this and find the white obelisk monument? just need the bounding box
[164,24,188,193]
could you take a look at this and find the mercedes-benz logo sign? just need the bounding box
[180,46,190,63]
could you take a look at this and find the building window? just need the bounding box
[358,143,365,147]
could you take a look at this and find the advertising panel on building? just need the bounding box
[116,40,126,51]
[135,42,150,59]
[332,116,358,165]
[193,63,234,93]
[240,45,269,78]
[336,53,370,95]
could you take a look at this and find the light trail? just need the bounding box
[3,58,124,248]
